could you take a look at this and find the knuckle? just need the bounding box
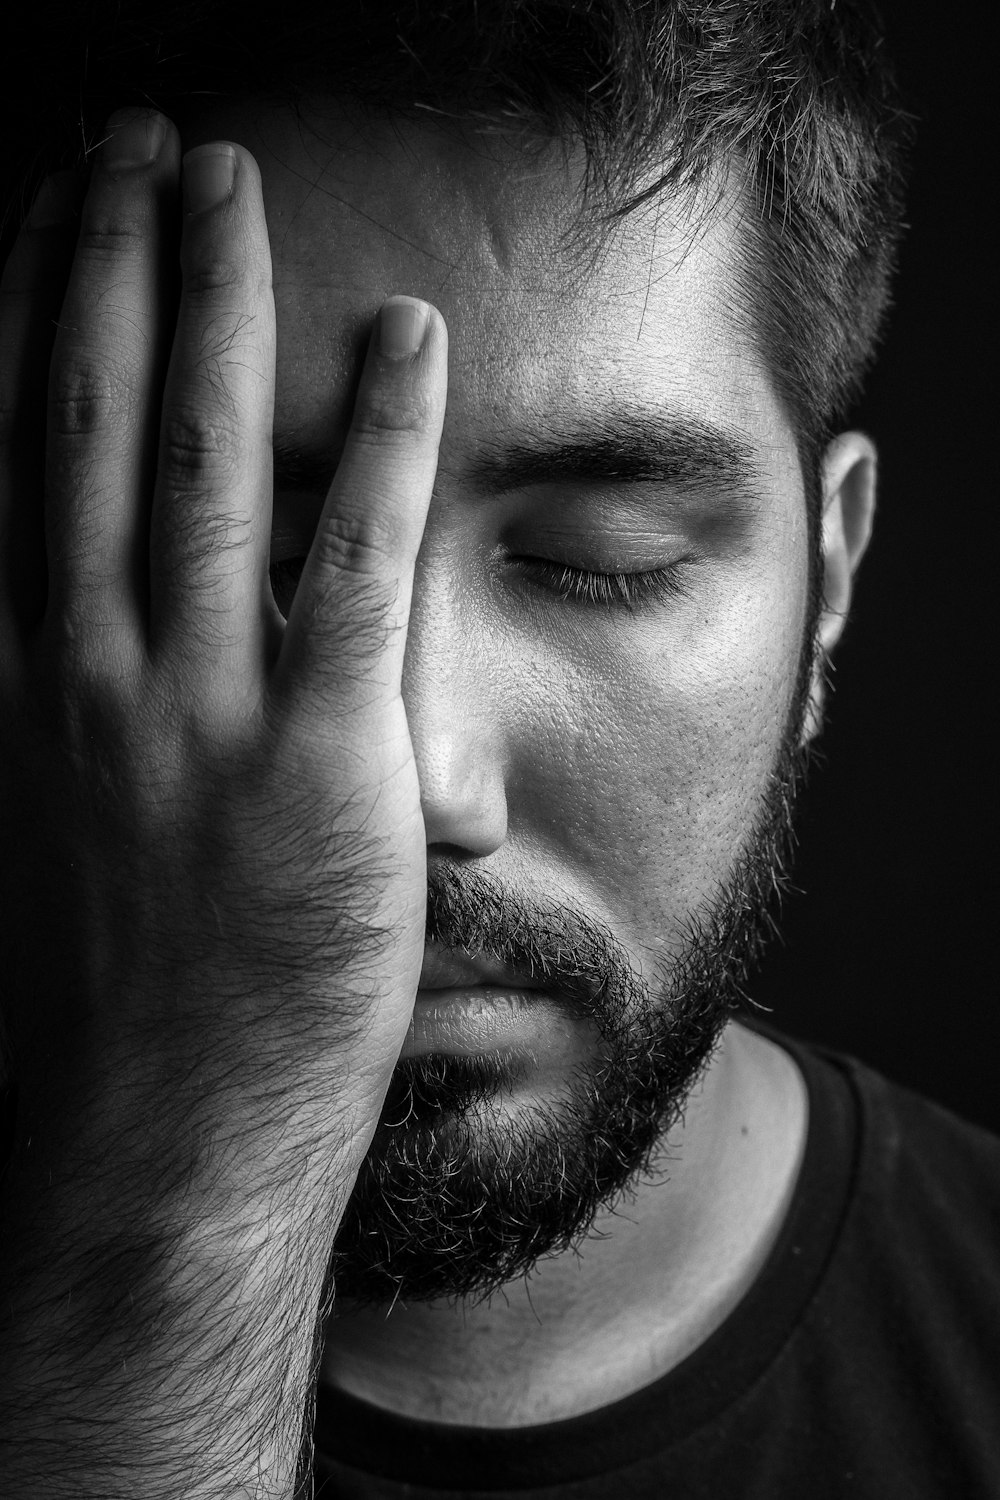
[182,251,271,308]
[159,404,241,486]
[75,213,145,266]
[183,251,245,299]
[312,508,401,579]
[351,382,432,444]
[48,357,131,439]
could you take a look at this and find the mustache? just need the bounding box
[424,859,644,1024]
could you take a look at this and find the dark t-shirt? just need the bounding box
[313,1020,1000,1498]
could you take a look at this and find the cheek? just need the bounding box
[505,556,808,952]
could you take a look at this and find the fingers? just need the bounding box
[273,298,447,722]
[33,109,276,704]
[148,144,276,694]
[0,172,86,664]
[7,103,441,748]
[42,110,180,650]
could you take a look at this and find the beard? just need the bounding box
[331,636,817,1308]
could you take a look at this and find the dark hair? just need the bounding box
[3,0,910,470]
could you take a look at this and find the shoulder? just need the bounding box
[823,1039,1000,1245]
[740,1017,1000,1355]
[735,1021,1000,1496]
[832,1046,1000,1323]
[741,1016,1000,1226]
[773,1020,1000,1276]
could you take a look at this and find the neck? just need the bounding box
[320,1019,807,1427]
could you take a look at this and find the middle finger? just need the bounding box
[147,142,276,699]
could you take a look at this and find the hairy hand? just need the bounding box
[0,108,447,1199]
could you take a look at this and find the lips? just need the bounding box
[418,944,545,992]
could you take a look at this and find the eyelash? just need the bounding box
[269,556,691,616]
[514,558,691,612]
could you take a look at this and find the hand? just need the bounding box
[0,107,447,1209]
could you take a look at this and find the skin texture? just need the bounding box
[168,101,874,1424]
[0,109,452,1492]
[0,96,877,1479]
[187,101,807,1048]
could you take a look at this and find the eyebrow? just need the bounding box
[272,406,762,505]
[468,409,762,502]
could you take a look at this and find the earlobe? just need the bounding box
[802,431,878,744]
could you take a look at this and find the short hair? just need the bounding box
[3,0,910,475]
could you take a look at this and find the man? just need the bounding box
[0,2,997,1496]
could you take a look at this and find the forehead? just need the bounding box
[186,101,796,481]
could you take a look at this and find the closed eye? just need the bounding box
[270,553,694,620]
[512,557,692,612]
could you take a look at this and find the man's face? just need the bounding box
[182,101,814,1300]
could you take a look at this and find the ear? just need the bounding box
[801,431,878,745]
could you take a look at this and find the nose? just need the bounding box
[402,562,508,857]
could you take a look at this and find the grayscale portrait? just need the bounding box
[0,4,995,1496]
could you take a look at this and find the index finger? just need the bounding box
[271,296,447,720]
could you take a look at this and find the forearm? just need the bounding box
[0,1097,349,1499]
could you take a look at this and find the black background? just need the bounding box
[0,9,995,1131]
[754,8,997,1131]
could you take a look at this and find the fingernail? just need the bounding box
[183,146,236,215]
[27,170,84,230]
[103,109,166,171]
[378,297,430,359]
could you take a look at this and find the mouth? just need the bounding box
[399,946,557,1060]
[400,941,609,1062]
[417,943,547,993]
[401,984,545,1058]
